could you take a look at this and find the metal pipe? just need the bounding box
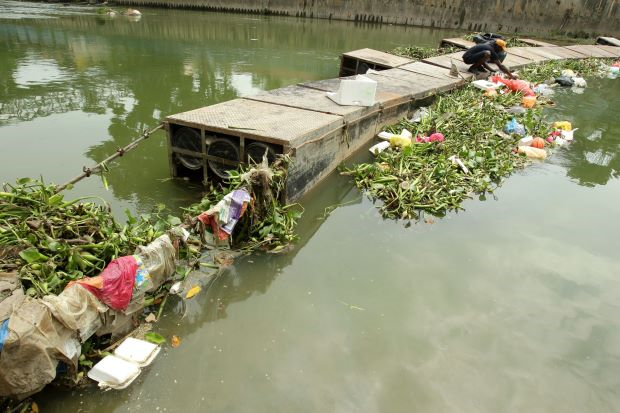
[55,124,163,193]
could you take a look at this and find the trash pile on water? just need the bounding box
[0,156,301,399]
[609,61,620,79]
[345,58,619,220]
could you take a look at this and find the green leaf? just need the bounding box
[48,193,64,205]
[19,247,49,264]
[101,174,109,191]
[144,332,166,345]
[167,216,182,226]
[124,209,137,225]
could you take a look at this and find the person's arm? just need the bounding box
[493,60,515,79]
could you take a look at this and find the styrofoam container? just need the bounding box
[88,355,141,389]
[369,141,390,155]
[377,131,396,141]
[472,79,502,90]
[326,75,377,106]
[114,337,161,367]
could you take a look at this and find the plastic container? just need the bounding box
[518,146,547,160]
[369,141,390,155]
[326,75,377,106]
[472,79,502,90]
[88,356,141,389]
[377,131,396,141]
[114,337,160,367]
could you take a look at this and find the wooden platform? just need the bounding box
[339,48,412,77]
[165,44,620,202]
[439,36,556,50]
[440,38,475,49]
[564,45,618,58]
[518,38,556,47]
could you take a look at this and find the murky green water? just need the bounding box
[2,2,620,412]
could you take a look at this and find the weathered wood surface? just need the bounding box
[421,52,474,77]
[166,99,342,147]
[564,45,618,58]
[371,68,464,94]
[244,85,374,123]
[518,38,556,47]
[398,61,469,80]
[342,48,412,68]
[595,45,620,57]
[440,38,476,49]
[508,47,550,63]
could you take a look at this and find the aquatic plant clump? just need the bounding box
[184,156,303,253]
[390,45,460,61]
[342,88,544,220]
[517,58,615,84]
[0,179,167,298]
[462,33,530,48]
[343,58,617,220]
[0,158,301,299]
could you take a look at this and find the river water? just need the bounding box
[2,2,620,412]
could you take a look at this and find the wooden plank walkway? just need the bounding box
[165,44,620,201]
[440,38,476,49]
[421,51,472,77]
[564,45,618,58]
[398,61,469,81]
[518,38,556,47]
[508,47,550,63]
[340,48,412,76]
[166,99,343,147]
[439,37,557,50]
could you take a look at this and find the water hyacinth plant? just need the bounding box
[342,58,616,220]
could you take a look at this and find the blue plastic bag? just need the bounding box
[504,118,526,136]
[0,319,9,352]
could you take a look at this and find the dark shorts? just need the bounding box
[463,50,491,65]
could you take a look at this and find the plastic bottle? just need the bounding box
[518,146,547,160]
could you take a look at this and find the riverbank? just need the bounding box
[107,0,620,38]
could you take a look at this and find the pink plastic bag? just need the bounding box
[77,256,137,311]
[490,76,535,96]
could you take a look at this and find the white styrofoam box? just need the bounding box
[114,337,161,367]
[472,79,503,90]
[369,141,390,155]
[377,131,396,141]
[326,75,377,106]
[88,355,141,389]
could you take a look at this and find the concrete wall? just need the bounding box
[115,0,620,37]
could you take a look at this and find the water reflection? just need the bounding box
[549,79,620,186]
[180,172,362,328]
[0,2,456,214]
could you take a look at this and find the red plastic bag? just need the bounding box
[76,256,137,311]
[490,76,535,96]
